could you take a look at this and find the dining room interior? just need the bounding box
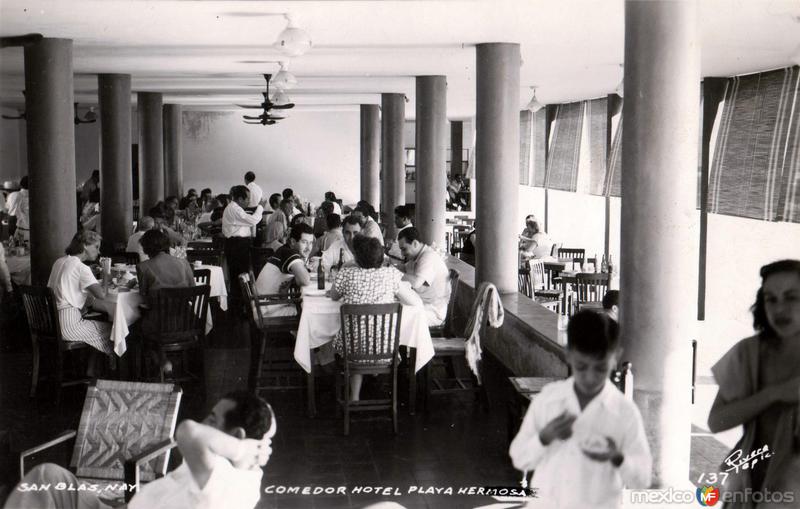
[1,1,800,508]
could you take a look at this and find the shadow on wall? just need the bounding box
[183,111,229,142]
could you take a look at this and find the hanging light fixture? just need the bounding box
[275,14,312,57]
[615,64,624,98]
[271,89,292,109]
[271,61,297,90]
[525,86,544,112]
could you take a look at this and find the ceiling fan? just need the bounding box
[237,74,294,125]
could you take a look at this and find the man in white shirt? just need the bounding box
[127,216,156,261]
[5,391,276,509]
[321,215,361,271]
[386,204,413,260]
[324,191,343,216]
[354,204,384,245]
[315,213,343,255]
[398,227,450,327]
[6,176,29,241]
[223,185,263,310]
[244,171,263,208]
[509,311,651,509]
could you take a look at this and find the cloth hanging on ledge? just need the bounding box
[463,281,504,384]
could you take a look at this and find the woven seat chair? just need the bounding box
[335,303,402,436]
[19,285,92,403]
[19,379,182,503]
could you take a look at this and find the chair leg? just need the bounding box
[307,371,316,418]
[55,350,64,405]
[29,342,40,398]
[343,371,350,436]
[392,367,398,434]
[407,349,416,415]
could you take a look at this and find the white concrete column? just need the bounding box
[415,76,447,249]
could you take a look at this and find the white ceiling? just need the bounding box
[1,0,799,119]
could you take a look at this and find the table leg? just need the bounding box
[407,348,417,415]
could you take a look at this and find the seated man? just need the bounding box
[398,226,451,327]
[602,289,619,322]
[386,204,413,261]
[126,216,156,261]
[254,223,314,316]
[321,215,361,271]
[4,392,275,509]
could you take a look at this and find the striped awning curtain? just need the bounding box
[545,101,584,192]
[709,66,800,222]
[519,110,533,185]
[587,98,608,196]
[532,109,547,187]
[604,115,623,197]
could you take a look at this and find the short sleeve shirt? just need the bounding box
[255,244,304,296]
[405,245,450,324]
[47,255,98,310]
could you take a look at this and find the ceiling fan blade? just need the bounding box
[271,103,295,110]
[265,120,276,125]
[243,115,265,120]
[244,121,262,124]
[1,114,25,120]
[236,104,266,109]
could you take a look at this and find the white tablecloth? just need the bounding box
[6,255,30,285]
[105,288,214,357]
[294,286,435,374]
[196,264,228,310]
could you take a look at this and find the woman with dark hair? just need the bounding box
[46,230,113,354]
[708,259,800,506]
[137,229,195,334]
[330,236,422,400]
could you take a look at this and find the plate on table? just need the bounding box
[302,287,328,297]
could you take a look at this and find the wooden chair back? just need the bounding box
[558,247,585,265]
[339,303,402,366]
[518,263,532,298]
[542,262,563,290]
[573,272,610,305]
[192,268,211,286]
[238,272,301,328]
[186,249,223,267]
[528,259,546,290]
[19,285,61,342]
[153,286,210,344]
[72,379,181,482]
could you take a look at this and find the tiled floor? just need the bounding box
[0,314,732,509]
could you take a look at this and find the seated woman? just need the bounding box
[137,229,195,335]
[330,236,422,401]
[46,230,114,355]
[707,259,800,505]
[518,215,553,262]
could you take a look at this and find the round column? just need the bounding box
[137,92,164,214]
[381,93,405,240]
[163,103,183,198]
[24,38,76,284]
[475,43,520,294]
[621,0,699,487]
[360,104,380,208]
[98,74,132,252]
[415,76,447,248]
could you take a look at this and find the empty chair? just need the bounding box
[557,247,585,265]
[186,248,223,267]
[142,285,210,383]
[19,285,92,403]
[518,263,533,298]
[573,272,610,308]
[335,303,402,435]
[192,268,211,286]
[19,379,182,503]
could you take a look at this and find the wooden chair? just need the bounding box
[19,285,92,403]
[142,286,210,383]
[237,273,313,414]
[429,269,460,338]
[192,268,210,286]
[249,246,274,277]
[19,379,182,503]
[558,247,585,266]
[187,241,215,251]
[530,259,561,306]
[335,303,402,436]
[186,249,223,267]
[570,272,610,311]
[517,262,533,298]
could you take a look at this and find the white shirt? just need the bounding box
[47,255,99,310]
[222,202,263,238]
[320,239,355,271]
[127,231,148,261]
[330,201,342,216]
[509,378,652,509]
[0,191,6,213]
[387,223,412,260]
[246,181,263,208]
[7,189,29,228]
[129,456,262,509]
[405,245,450,326]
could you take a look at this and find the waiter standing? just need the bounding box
[223,185,263,314]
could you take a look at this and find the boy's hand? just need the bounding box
[234,436,273,471]
[582,437,623,464]
[539,411,577,445]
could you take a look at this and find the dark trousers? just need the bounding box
[225,236,253,313]
[7,216,17,237]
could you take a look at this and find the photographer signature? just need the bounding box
[723,444,774,474]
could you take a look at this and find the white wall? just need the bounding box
[181,110,360,205]
[547,189,606,262]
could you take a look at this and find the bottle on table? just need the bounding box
[601,254,608,274]
[317,261,325,290]
[593,253,599,273]
[607,255,614,275]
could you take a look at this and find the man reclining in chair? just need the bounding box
[4,391,275,509]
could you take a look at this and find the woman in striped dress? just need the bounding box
[47,230,114,355]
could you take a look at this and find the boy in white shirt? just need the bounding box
[509,310,652,509]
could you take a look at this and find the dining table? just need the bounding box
[194,263,228,310]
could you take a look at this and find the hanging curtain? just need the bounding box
[586,97,608,196]
[532,109,547,187]
[519,110,533,185]
[545,101,584,192]
[466,118,477,179]
[709,66,800,222]
[604,115,623,197]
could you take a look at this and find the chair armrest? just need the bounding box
[123,439,177,502]
[20,430,77,478]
